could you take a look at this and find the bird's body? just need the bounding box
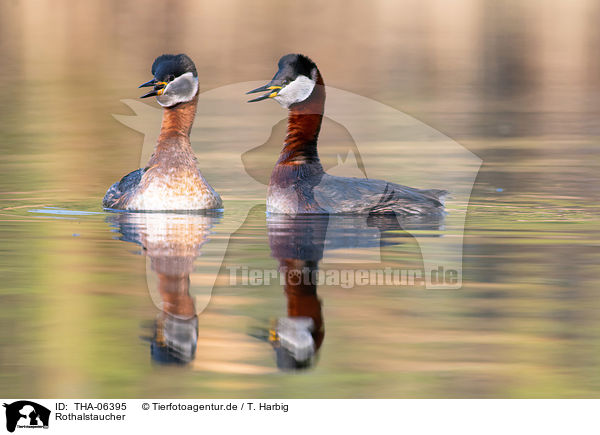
[104,165,221,211]
[248,54,446,216]
[267,170,446,216]
[103,54,222,211]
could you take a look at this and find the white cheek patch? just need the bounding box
[274,75,316,108]
[157,72,198,107]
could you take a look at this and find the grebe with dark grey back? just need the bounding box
[248,54,447,216]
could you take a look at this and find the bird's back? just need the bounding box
[314,174,446,215]
[267,171,447,216]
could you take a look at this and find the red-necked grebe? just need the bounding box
[103,54,222,211]
[247,54,446,216]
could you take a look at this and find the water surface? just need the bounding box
[1,0,599,398]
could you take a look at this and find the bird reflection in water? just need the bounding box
[262,213,444,371]
[107,210,443,371]
[265,215,328,370]
[107,211,221,365]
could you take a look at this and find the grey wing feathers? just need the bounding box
[369,182,447,215]
[313,174,446,215]
[102,168,146,208]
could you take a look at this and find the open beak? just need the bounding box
[139,79,168,98]
[246,83,282,102]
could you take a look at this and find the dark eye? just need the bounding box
[283,79,290,85]
[168,74,175,82]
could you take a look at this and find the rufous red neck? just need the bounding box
[277,73,326,166]
[158,92,199,141]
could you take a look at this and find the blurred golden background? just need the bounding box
[0,0,599,398]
